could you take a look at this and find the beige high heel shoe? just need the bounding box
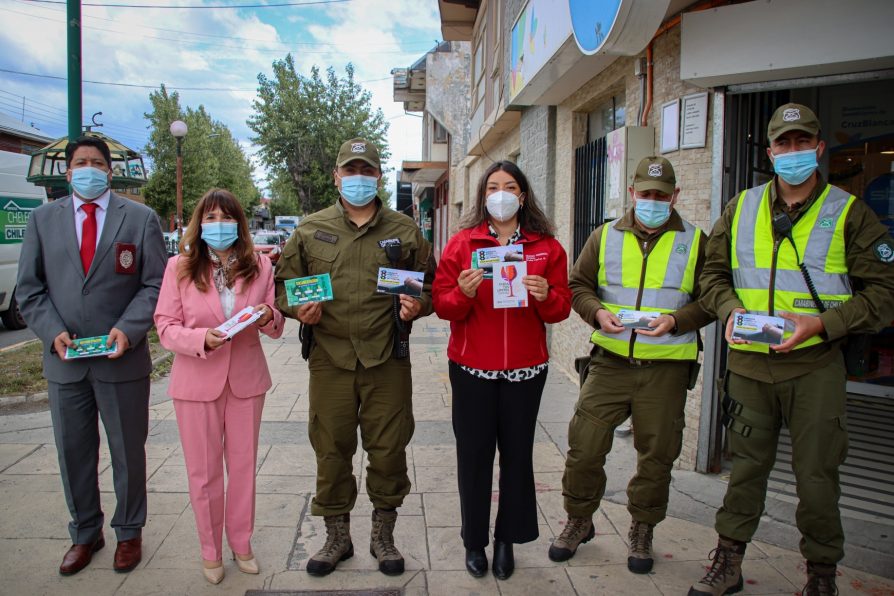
[202,560,225,584]
[233,551,259,574]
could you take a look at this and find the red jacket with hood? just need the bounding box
[433,222,571,370]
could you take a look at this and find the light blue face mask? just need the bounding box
[772,147,818,185]
[339,175,378,206]
[70,166,109,200]
[201,222,238,251]
[634,198,672,228]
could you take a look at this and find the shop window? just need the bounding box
[588,95,626,143]
[433,120,448,144]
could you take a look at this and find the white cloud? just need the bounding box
[0,0,444,199]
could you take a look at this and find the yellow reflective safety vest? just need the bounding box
[590,219,700,360]
[730,182,855,353]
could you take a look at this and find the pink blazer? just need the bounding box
[154,254,284,401]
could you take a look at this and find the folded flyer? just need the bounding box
[216,306,262,338]
[285,273,334,306]
[65,335,118,359]
[493,261,528,309]
[376,267,425,297]
[472,244,523,279]
[731,312,786,345]
[618,309,660,329]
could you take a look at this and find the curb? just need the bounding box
[0,351,173,407]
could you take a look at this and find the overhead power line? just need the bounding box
[22,0,352,9]
[0,68,393,91]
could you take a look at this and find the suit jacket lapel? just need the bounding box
[86,193,125,283]
[57,197,85,279]
[199,278,227,323]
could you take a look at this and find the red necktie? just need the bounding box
[80,202,98,274]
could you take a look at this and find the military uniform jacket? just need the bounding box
[275,199,434,371]
[699,175,894,383]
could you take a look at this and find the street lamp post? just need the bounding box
[169,120,188,233]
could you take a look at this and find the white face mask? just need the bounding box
[485,190,521,222]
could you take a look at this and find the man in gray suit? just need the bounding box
[16,136,166,575]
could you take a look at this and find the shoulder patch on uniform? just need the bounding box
[378,238,401,248]
[313,230,338,244]
[874,239,894,263]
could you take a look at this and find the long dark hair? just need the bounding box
[459,160,556,236]
[178,188,259,292]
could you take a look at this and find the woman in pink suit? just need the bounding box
[154,189,284,584]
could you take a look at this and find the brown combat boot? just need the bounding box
[688,536,745,595]
[627,520,655,574]
[802,562,838,596]
[370,508,404,575]
[547,516,595,562]
[306,513,353,576]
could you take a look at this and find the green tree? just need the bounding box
[143,85,259,229]
[248,57,389,215]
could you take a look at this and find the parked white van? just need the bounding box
[0,150,48,329]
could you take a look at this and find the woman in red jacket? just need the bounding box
[433,161,571,580]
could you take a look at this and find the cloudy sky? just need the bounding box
[0,0,444,195]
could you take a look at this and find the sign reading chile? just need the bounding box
[569,0,623,55]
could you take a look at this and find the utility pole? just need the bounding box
[67,0,82,141]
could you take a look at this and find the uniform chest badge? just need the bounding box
[818,217,833,229]
[115,242,137,274]
[675,243,687,254]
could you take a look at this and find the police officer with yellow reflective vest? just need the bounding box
[274,138,435,577]
[550,156,712,574]
[688,104,894,596]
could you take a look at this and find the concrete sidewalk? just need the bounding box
[0,317,891,595]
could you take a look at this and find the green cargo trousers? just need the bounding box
[307,347,415,517]
[562,354,689,524]
[716,356,848,564]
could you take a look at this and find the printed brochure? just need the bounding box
[493,261,528,309]
[376,267,425,297]
[285,273,334,306]
[472,244,523,279]
[731,313,786,345]
[618,309,661,329]
[65,335,118,359]
[216,306,262,338]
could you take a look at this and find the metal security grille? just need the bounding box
[769,393,894,524]
[573,136,607,261]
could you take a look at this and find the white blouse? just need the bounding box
[219,286,236,319]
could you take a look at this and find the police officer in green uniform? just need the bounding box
[550,157,712,574]
[689,104,894,596]
[274,138,434,577]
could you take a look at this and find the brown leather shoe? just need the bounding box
[113,537,142,572]
[59,534,105,576]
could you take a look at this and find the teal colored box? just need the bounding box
[285,274,334,306]
[65,335,117,359]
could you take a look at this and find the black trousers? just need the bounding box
[449,361,547,549]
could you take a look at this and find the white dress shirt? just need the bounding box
[73,190,111,249]
[219,286,236,319]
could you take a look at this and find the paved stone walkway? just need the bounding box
[0,318,891,595]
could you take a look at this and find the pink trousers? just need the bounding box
[173,384,264,561]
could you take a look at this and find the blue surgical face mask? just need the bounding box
[772,147,818,186]
[634,197,672,228]
[339,174,378,206]
[70,166,110,200]
[201,222,238,251]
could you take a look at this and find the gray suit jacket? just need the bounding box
[16,193,167,384]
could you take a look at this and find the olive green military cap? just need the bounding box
[767,103,820,141]
[336,137,381,170]
[633,156,676,195]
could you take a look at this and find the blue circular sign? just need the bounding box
[569,0,623,55]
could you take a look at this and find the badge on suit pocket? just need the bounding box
[115,242,137,274]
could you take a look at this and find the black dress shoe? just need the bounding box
[465,548,487,577]
[492,541,514,580]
